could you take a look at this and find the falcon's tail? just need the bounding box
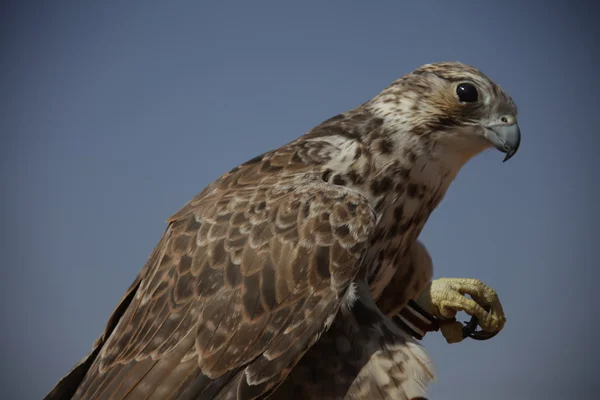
[351,330,435,400]
[267,282,435,399]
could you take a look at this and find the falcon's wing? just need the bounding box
[46,156,376,400]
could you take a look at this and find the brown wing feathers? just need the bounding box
[50,147,376,399]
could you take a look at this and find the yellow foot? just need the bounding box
[416,278,506,343]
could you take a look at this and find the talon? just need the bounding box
[461,307,499,341]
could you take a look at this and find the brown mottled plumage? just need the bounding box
[45,62,520,400]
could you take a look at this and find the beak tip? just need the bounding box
[502,150,515,162]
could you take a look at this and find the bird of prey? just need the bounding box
[45,62,520,400]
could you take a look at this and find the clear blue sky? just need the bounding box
[1,1,598,398]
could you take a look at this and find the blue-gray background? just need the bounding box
[2,1,598,399]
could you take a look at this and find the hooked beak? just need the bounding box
[484,118,521,162]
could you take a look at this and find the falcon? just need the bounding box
[45,62,520,400]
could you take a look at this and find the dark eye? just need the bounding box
[456,83,478,103]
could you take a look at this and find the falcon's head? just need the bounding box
[369,62,521,163]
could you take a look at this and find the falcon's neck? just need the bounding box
[311,109,469,220]
[319,138,459,228]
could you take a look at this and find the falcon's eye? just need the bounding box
[456,83,478,103]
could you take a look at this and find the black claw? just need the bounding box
[461,306,500,341]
